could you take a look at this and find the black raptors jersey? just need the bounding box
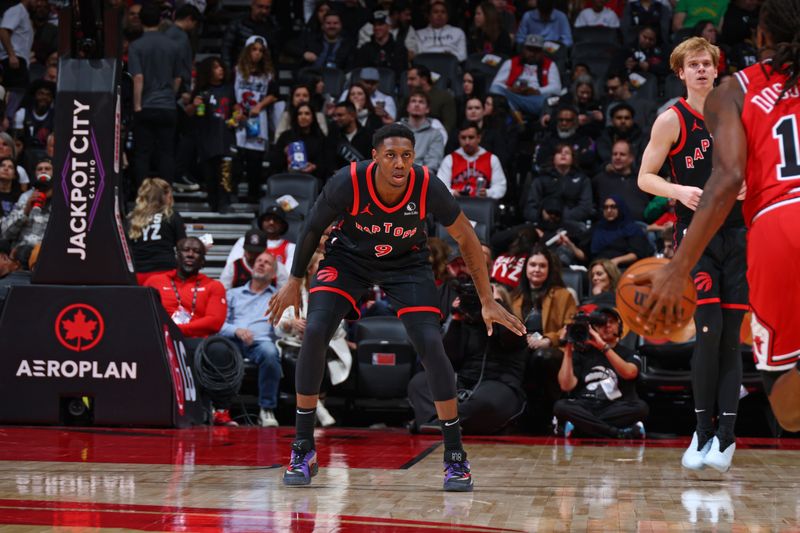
[330,160,460,264]
[668,98,744,227]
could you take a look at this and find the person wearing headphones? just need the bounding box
[553,306,649,439]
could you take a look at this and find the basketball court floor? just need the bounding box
[0,426,797,531]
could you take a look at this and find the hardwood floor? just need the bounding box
[0,427,797,531]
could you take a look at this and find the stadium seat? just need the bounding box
[436,196,495,245]
[349,67,397,97]
[573,26,621,46]
[354,317,417,399]
[296,66,346,97]
[261,173,320,242]
[464,52,508,90]
[413,53,463,97]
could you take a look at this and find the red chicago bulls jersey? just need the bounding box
[324,161,461,266]
[734,62,800,226]
[451,151,493,196]
[668,98,744,227]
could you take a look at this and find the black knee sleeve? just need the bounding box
[401,313,457,401]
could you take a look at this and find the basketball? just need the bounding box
[616,257,697,338]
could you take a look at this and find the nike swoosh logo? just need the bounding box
[296,409,315,415]
[694,409,706,413]
[722,412,737,416]
[444,419,460,427]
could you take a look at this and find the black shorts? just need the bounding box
[310,249,441,319]
[676,223,748,308]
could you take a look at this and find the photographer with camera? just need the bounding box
[553,307,648,439]
[408,282,528,434]
[1,158,52,247]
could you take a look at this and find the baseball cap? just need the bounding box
[245,35,268,48]
[371,9,390,25]
[243,229,268,253]
[360,67,380,82]
[257,204,289,235]
[524,34,545,49]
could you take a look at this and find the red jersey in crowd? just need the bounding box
[145,270,227,338]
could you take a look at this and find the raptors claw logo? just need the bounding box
[316,266,338,282]
[694,272,712,293]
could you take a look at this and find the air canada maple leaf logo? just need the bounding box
[55,304,105,352]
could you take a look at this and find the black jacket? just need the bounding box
[524,168,594,224]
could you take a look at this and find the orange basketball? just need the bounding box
[616,257,697,338]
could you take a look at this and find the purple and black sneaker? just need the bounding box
[443,450,473,492]
[283,440,318,486]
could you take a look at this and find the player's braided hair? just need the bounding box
[761,0,800,100]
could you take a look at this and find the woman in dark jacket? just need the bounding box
[524,143,594,225]
[271,103,331,182]
[590,195,653,268]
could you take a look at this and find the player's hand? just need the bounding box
[737,181,747,201]
[481,299,526,337]
[675,185,703,211]
[267,276,302,325]
[631,263,688,335]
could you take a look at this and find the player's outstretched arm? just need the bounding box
[445,212,526,336]
[635,77,746,331]
[637,109,703,210]
[770,370,800,432]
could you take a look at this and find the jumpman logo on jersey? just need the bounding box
[360,203,373,216]
[691,120,703,132]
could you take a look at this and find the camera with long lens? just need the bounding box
[451,276,482,323]
[566,311,608,350]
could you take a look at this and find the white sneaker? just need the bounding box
[259,409,279,428]
[682,432,713,470]
[703,436,735,472]
[316,401,336,427]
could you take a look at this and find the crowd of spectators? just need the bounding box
[0,0,762,433]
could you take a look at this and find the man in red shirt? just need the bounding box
[145,236,235,425]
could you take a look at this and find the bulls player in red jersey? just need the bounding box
[267,124,525,491]
[638,37,748,473]
[640,0,800,440]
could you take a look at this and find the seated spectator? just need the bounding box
[451,96,505,160]
[575,0,621,28]
[596,103,648,166]
[490,0,517,38]
[221,0,280,68]
[224,203,294,287]
[331,101,373,167]
[593,139,651,221]
[532,197,589,267]
[591,195,653,267]
[490,225,540,290]
[3,157,52,249]
[220,251,281,427]
[234,35,280,202]
[276,251,349,427]
[583,258,621,306]
[399,89,445,173]
[468,1,513,55]
[553,307,648,438]
[408,282,528,434]
[185,56,237,213]
[621,0,671,46]
[401,65,457,134]
[345,81,385,134]
[534,104,597,176]
[0,132,29,192]
[720,0,759,47]
[300,11,354,71]
[437,122,507,199]
[516,0,573,46]
[610,25,668,81]
[672,0,726,32]
[357,0,417,49]
[406,0,467,61]
[603,71,657,131]
[355,10,408,79]
[524,143,594,225]
[13,79,55,166]
[541,76,604,139]
[271,103,332,181]
[221,228,269,290]
[456,71,487,126]
[481,93,518,171]
[642,195,677,255]
[127,177,185,285]
[145,237,236,426]
[340,69,396,124]
[490,34,562,119]
[274,84,329,140]
[694,20,728,75]
[0,157,22,218]
[334,0,370,44]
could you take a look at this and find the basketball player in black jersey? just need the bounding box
[638,37,747,472]
[267,124,525,491]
